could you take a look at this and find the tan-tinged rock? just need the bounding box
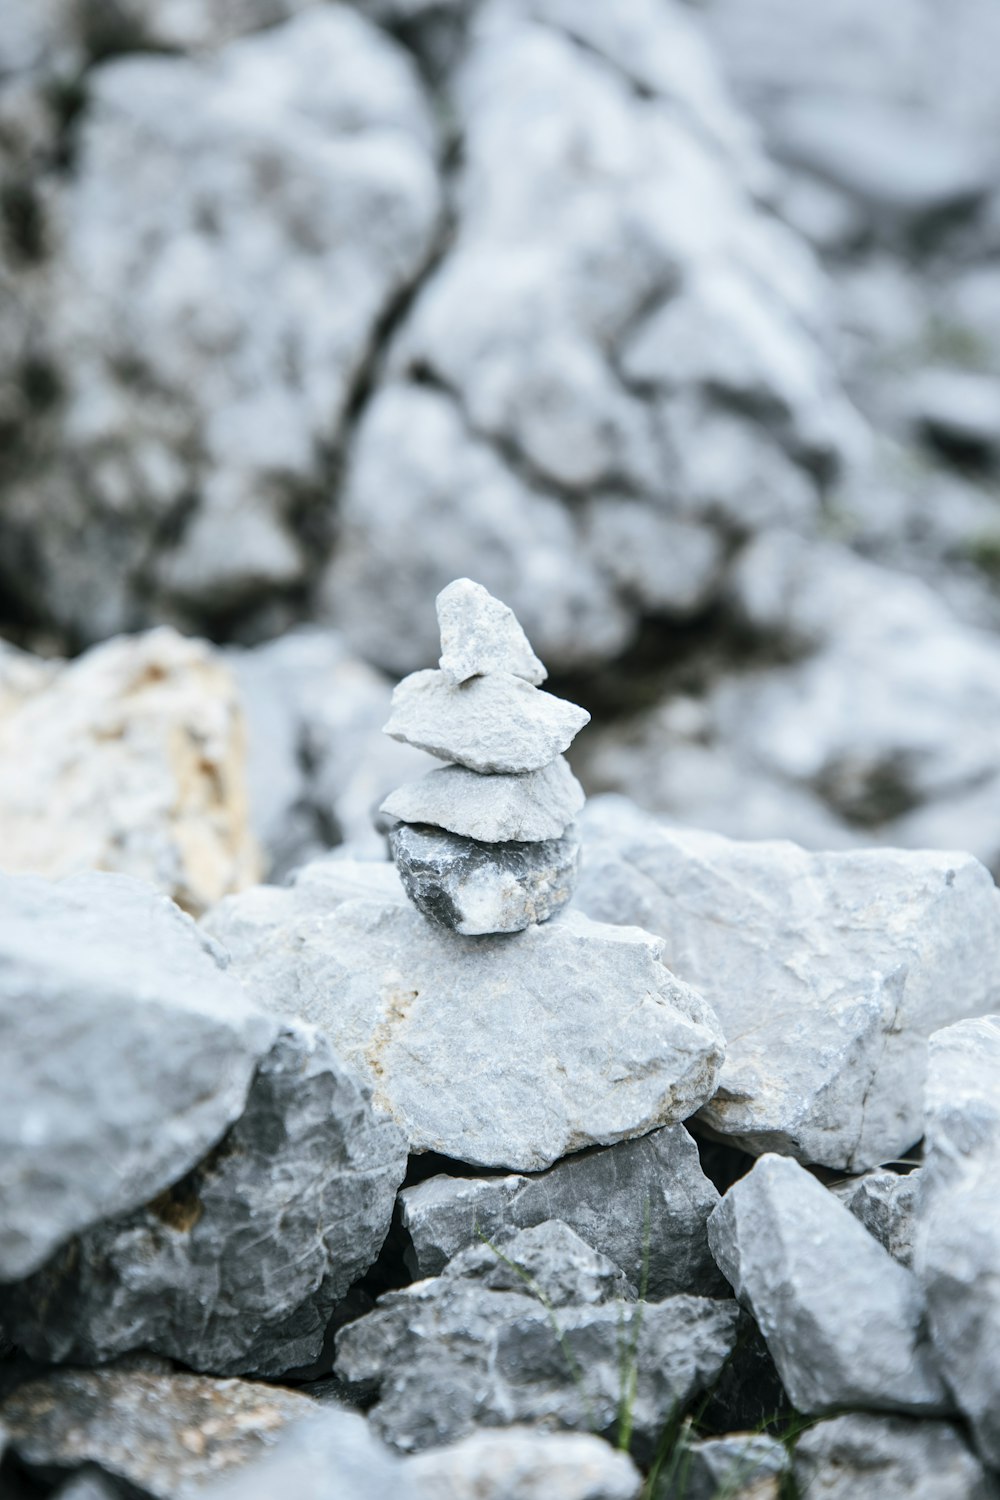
[0,627,260,913]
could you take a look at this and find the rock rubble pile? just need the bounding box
[381,580,589,934]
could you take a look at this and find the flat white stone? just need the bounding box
[384,670,589,774]
[380,756,584,843]
[437,578,547,686]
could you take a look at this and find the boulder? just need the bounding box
[380,756,584,844]
[792,1414,999,1500]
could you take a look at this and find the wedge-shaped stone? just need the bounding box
[576,797,1000,1170]
[0,870,275,1283]
[708,1154,948,1415]
[205,883,724,1171]
[0,1024,408,1376]
[400,1123,725,1297]
[380,756,584,843]
[437,578,547,686]
[915,1016,1000,1469]
[384,669,589,774]
[389,823,579,935]
[793,1414,997,1500]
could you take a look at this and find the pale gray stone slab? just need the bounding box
[0,869,275,1283]
[0,1024,408,1376]
[576,796,1000,1170]
[389,823,579,935]
[399,1123,725,1297]
[380,755,584,843]
[408,1427,642,1500]
[707,1153,948,1415]
[204,885,725,1171]
[793,1414,999,1500]
[384,669,590,774]
[915,1016,1000,1469]
[437,578,547,686]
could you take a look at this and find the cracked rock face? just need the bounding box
[708,1154,948,1416]
[204,880,725,1170]
[335,1220,740,1457]
[0,1024,408,1376]
[381,754,584,844]
[575,796,1000,1170]
[0,868,275,1283]
[389,821,580,934]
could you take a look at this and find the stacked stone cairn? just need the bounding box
[380,580,590,935]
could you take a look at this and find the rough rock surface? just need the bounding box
[204,884,725,1170]
[437,577,547,686]
[708,1153,948,1415]
[915,1016,1000,1468]
[831,1169,920,1268]
[400,1123,725,1297]
[380,755,584,844]
[575,796,1000,1169]
[792,1414,999,1500]
[409,1427,642,1500]
[662,1432,789,1500]
[0,627,260,914]
[0,1024,408,1376]
[0,1369,322,1499]
[0,869,274,1283]
[336,1221,739,1457]
[384,669,590,774]
[389,821,580,935]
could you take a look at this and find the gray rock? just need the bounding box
[437,578,547,686]
[0,1368,319,1499]
[575,796,1000,1170]
[204,888,725,1171]
[400,1123,725,1297]
[384,669,590,774]
[388,822,579,935]
[660,1431,788,1500]
[0,869,275,1283]
[335,1223,739,1457]
[793,1414,999,1500]
[707,1153,948,1415]
[830,1169,920,1268]
[0,1023,408,1376]
[408,1426,642,1500]
[442,1220,635,1306]
[915,1016,1000,1469]
[200,1405,409,1500]
[380,756,584,844]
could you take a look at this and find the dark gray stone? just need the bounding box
[830,1169,920,1268]
[0,869,275,1283]
[389,822,579,935]
[659,1432,788,1500]
[0,1024,408,1376]
[441,1220,635,1307]
[400,1124,725,1297]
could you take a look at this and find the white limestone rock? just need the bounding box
[388,822,579,935]
[380,756,584,843]
[408,1426,642,1500]
[204,884,725,1171]
[575,796,1000,1170]
[384,669,590,774]
[437,577,546,685]
[792,1414,999,1500]
[707,1154,948,1415]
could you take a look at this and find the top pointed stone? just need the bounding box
[437,579,547,686]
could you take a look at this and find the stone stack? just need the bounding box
[380,580,590,935]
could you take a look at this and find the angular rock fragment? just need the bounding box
[0,870,275,1283]
[384,669,589,775]
[389,822,579,935]
[707,1154,948,1415]
[437,577,547,686]
[792,1414,998,1500]
[830,1169,920,1267]
[408,1427,642,1500]
[915,1016,1000,1468]
[0,1024,408,1376]
[444,1221,635,1306]
[661,1432,789,1500]
[380,756,584,844]
[204,888,725,1171]
[576,796,1000,1169]
[336,1222,739,1457]
[400,1123,725,1297]
[0,1369,320,1500]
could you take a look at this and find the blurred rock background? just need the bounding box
[3,0,1000,900]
